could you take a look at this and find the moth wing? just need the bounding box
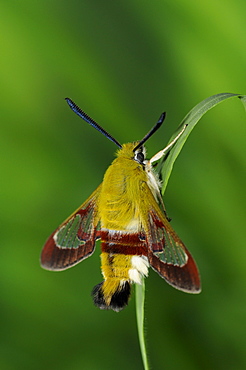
[41,185,101,271]
[141,185,201,293]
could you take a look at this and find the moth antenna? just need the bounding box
[65,98,122,148]
[150,124,187,163]
[133,112,166,152]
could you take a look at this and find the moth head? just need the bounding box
[133,145,146,165]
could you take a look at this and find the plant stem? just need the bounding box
[135,280,149,370]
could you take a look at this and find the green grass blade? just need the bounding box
[240,95,246,112]
[135,280,149,370]
[135,93,245,370]
[159,93,246,194]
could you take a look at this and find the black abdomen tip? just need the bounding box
[92,281,131,312]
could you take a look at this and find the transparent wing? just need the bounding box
[41,185,101,271]
[141,184,201,293]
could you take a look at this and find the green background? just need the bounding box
[1,1,246,369]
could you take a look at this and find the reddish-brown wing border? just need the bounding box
[40,185,101,271]
[141,185,201,293]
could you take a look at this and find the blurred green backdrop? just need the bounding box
[1,1,246,369]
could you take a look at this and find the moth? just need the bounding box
[41,98,201,312]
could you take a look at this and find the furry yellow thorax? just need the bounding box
[98,143,148,232]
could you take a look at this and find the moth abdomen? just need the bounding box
[92,281,131,312]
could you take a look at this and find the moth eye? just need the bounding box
[135,151,145,164]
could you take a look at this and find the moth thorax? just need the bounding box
[125,218,140,232]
